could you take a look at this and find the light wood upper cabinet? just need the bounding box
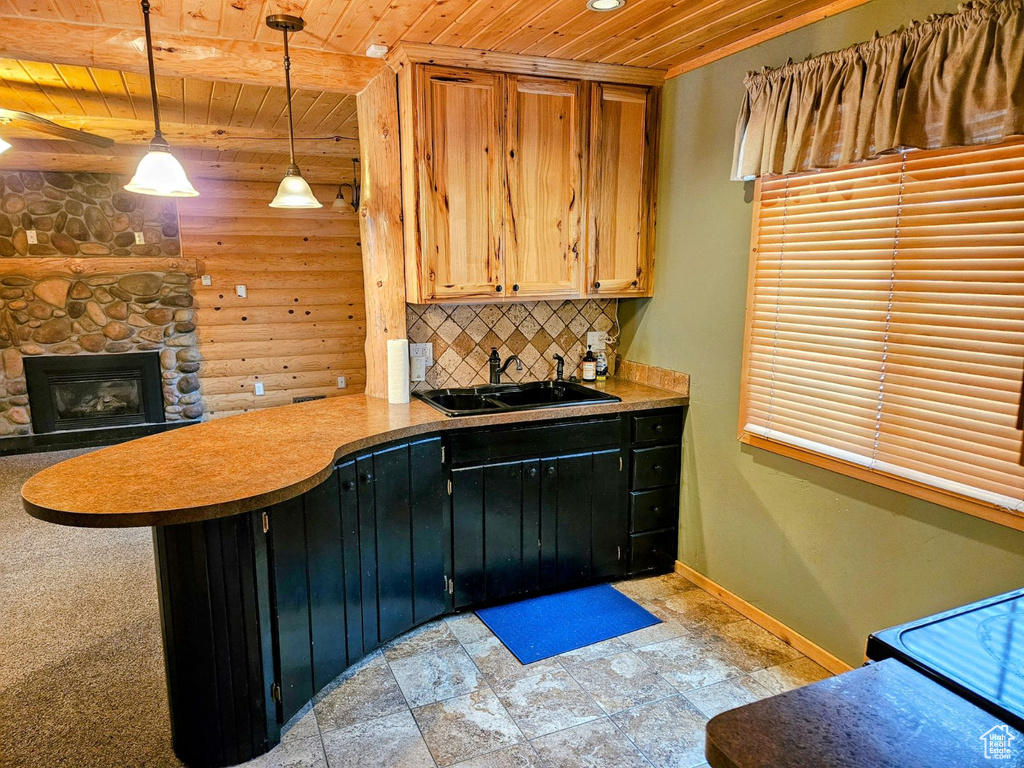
[407,66,505,302]
[586,83,659,298]
[504,76,585,300]
[398,59,659,304]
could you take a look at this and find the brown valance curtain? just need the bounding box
[732,0,1024,180]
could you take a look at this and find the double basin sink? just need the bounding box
[413,380,621,417]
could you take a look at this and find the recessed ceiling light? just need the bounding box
[587,0,625,10]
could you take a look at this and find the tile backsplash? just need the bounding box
[407,300,618,390]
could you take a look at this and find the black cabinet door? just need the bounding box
[356,454,379,653]
[304,470,346,693]
[266,495,313,724]
[373,444,414,643]
[592,448,629,579]
[452,457,542,608]
[410,438,447,625]
[554,452,594,587]
[337,461,363,666]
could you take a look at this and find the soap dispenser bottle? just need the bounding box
[582,346,597,382]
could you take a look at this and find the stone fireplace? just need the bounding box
[0,269,203,438]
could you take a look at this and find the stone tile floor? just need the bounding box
[242,573,831,768]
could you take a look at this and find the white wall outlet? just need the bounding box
[201,275,212,286]
[337,376,347,389]
[587,331,608,351]
[26,229,37,245]
[254,381,265,396]
[134,231,146,245]
[409,342,434,367]
[410,356,427,382]
[236,285,247,298]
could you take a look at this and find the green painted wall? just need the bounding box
[619,0,1024,666]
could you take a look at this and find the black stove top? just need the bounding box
[868,587,1024,731]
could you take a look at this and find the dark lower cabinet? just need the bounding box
[154,408,683,768]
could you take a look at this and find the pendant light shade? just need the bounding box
[0,136,10,156]
[125,137,199,197]
[266,14,322,209]
[270,163,322,208]
[127,0,198,198]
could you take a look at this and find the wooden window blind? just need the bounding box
[740,139,1024,529]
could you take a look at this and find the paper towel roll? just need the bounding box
[387,339,411,404]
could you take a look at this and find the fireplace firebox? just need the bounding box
[24,353,165,434]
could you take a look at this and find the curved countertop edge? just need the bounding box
[21,379,688,528]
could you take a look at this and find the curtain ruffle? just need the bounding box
[732,0,1024,179]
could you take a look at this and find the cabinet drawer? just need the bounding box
[630,529,676,573]
[630,487,678,532]
[632,412,682,444]
[631,445,680,489]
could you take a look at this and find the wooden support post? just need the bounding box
[356,69,408,399]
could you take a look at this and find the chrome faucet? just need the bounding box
[489,347,522,384]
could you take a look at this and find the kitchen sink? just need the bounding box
[413,380,621,416]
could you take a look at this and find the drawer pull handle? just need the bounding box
[653,424,663,432]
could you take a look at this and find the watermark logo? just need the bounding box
[980,725,1016,760]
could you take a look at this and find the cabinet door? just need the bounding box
[337,461,363,666]
[554,453,594,587]
[356,455,379,653]
[586,83,658,298]
[373,445,414,643]
[505,76,584,299]
[591,449,629,579]
[410,438,448,624]
[304,470,346,692]
[413,66,505,302]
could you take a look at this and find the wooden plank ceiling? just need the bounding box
[0,0,868,79]
[0,57,359,183]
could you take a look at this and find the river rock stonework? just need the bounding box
[0,171,180,258]
[0,271,203,436]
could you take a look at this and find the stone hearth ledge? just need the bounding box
[21,378,687,528]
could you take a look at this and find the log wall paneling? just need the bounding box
[356,70,408,400]
[178,178,366,418]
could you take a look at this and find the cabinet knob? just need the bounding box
[360,473,372,483]
[341,481,354,491]
[651,506,660,514]
[631,280,638,287]
[594,281,601,289]
[653,464,662,472]
[546,466,556,476]
[512,284,519,292]
[653,424,663,432]
[495,285,503,292]
[528,467,538,478]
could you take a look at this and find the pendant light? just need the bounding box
[124,0,199,197]
[267,14,322,209]
[332,158,360,212]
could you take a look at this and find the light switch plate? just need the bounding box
[587,331,607,351]
[337,376,347,389]
[201,275,212,286]
[253,382,264,396]
[135,231,146,245]
[236,285,247,298]
[409,342,433,367]
[410,356,427,382]
[26,230,37,244]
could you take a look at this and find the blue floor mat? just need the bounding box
[475,584,661,664]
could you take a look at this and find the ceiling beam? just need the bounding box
[0,16,386,94]
[0,115,359,157]
[0,150,347,184]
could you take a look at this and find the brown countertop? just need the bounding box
[706,658,1024,768]
[22,379,687,528]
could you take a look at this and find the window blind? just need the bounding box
[741,140,1024,521]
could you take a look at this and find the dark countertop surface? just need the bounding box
[706,658,1024,768]
[21,378,686,528]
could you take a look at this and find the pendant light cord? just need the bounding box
[140,0,164,143]
[281,27,297,166]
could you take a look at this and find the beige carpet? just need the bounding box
[0,450,181,767]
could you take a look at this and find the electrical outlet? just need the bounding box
[26,230,37,245]
[337,376,347,389]
[201,275,212,286]
[134,232,146,245]
[409,342,433,367]
[254,382,264,396]
[236,285,247,298]
[587,331,608,351]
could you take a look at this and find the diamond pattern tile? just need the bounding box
[406,300,619,390]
